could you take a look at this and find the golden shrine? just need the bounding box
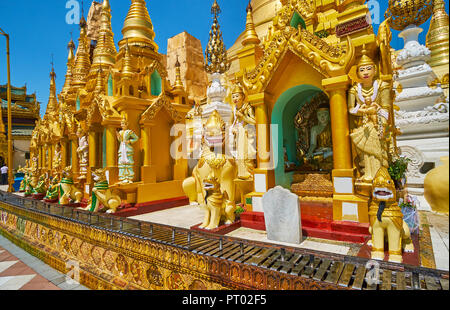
[14,0,447,276]
[27,0,403,230]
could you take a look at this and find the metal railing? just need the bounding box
[0,190,448,290]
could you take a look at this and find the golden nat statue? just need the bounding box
[348,47,391,183]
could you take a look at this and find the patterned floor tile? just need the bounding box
[0,261,18,273]
[0,274,36,290]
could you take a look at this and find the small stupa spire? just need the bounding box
[242,1,260,47]
[173,55,185,92]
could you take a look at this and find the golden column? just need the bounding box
[88,129,98,183]
[71,137,79,180]
[61,138,68,169]
[323,75,369,223]
[323,76,353,170]
[103,121,119,184]
[139,122,156,183]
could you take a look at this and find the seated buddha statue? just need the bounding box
[305,106,333,169]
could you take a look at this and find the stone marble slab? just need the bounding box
[262,186,302,244]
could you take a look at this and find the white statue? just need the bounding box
[77,127,89,179]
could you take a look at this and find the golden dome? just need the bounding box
[385,0,434,31]
[119,0,158,51]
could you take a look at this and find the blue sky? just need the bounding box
[0,0,448,116]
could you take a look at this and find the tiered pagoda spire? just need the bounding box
[119,0,158,51]
[91,0,117,70]
[122,40,135,79]
[241,1,260,47]
[47,64,58,114]
[61,38,76,96]
[71,15,91,90]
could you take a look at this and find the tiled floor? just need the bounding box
[0,246,60,290]
[0,235,89,290]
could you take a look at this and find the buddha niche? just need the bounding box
[306,105,333,165]
[295,93,333,172]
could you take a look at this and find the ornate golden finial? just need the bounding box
[205,0,230,74]
[122,39,135,79]
[91,0,117,69]
[173,55,185,92]
[385,0,434,31]
[426,0,449,68]
[242,1,260,47]
[120,0,158,51]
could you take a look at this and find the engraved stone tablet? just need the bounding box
[262,186,302,244]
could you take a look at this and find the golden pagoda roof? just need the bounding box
[119,0,158,51]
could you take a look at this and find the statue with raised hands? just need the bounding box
[348,47,391,183]
[229,84,256,180]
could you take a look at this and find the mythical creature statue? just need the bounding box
[32,175,48,197]
[117,116,139,184]
[183,110,238,230]
[59,166,83,205]
[25,173,38,197]
[53,143,62,174]
[348,47,391,183]
[369,167,414,263]
[44,176,60,202]
[83,168,121,213]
